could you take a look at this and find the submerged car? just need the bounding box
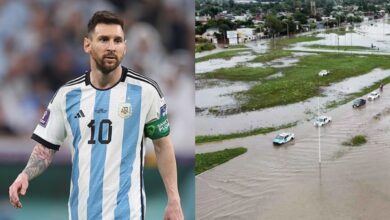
[318,70,329,76]
[273,132,295,145]
[367,91,380,101]
[352,98,366,108]
[314,116,332,127]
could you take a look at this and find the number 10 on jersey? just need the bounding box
[87,119,113,144]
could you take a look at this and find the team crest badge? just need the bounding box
[118,103,132,118]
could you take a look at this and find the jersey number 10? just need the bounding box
[87,119,112,144]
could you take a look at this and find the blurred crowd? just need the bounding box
[0,0,194,157]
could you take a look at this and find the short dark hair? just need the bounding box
[87,11,124,35]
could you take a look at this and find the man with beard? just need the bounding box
[9,11,184,220]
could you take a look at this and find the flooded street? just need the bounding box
[196,68,390,135]
[196,84,390,220]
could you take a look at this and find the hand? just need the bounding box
[9,172,29,208]
[164,199,184,220]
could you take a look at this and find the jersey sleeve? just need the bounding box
[31,90,67,150]
[144,88,170,140]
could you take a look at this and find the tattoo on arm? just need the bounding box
[23,144,56,180]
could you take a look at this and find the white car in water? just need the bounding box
[314,115,332,127]
[273,132,295,145]
[367,91,380,101]
[318,70,329,76]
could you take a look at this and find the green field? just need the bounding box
[201,53,390,113]
[195,49,251,63]
[305,44,372,51]
[270,35,323,49]
[196,147,247,175]
[196,122,297,144]
[201,66,278,81]
[251,50,294,63]
[324,28,355,35]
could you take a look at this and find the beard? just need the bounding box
[92,51,122,74]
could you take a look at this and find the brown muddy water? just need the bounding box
[196,68,390,136]
[196,86,390,220]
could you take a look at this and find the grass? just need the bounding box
[270,35,323,50]
[324,27,355,35]
[227,44,248,49]
[195,49,251,63]
[195,43,216,53]
[196,122,297,144]
[305,44,372,51]
[201,66,279,81]
[201,53,390,113]
[232,53,390,112]
[195,147,247,175]
[251,50,293,63]
[342,135,367,146]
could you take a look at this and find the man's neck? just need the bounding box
[90,66,122,90]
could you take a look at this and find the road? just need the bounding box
[196,85,390,220]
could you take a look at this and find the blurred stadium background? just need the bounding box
[0,0,194,219]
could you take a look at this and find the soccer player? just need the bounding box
[9,11,184,220]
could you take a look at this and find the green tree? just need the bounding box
[294,11,307,24]
[266,15,283,38]
[324,2,334,16]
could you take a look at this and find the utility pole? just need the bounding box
[318,96,321,164]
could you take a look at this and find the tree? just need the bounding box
[265,15,283,38]
[200,6,222,17]
[294,11,308,25]
[324,2,334,16]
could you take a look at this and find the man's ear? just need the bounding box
[84,37,91,53]
[124,39,127,55]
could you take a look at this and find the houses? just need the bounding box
[226,28,256,45]
[201,28,219,44]
[195,15,212,25]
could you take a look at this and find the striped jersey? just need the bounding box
[32,66,170,220]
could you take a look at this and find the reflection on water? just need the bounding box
[197,87,390,219]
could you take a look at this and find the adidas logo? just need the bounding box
[74,110,85,118]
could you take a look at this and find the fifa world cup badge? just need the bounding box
[118,103,132,118]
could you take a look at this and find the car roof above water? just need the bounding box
[278,132,291,137]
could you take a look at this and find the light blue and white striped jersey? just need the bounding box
[32,66,170,220]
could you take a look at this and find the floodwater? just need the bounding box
[246,57,300,68]
[196,81,252,108]
[196,68,390,135]
[195,52,255,74]
[196,51,312,74]
[196,83,390,219]
[293,17,390,52]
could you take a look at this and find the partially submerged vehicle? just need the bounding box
[273,132,295,145]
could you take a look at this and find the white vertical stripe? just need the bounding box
[127,89,148,219]
[129,141,142,219]
[66,136,75,220]
[62,88,76,220]
[77,87,96,220]
[102,85,126,220]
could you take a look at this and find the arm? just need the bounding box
[153,136,184,220]
[9,143,56,208]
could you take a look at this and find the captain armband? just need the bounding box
[144,115,170,139]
